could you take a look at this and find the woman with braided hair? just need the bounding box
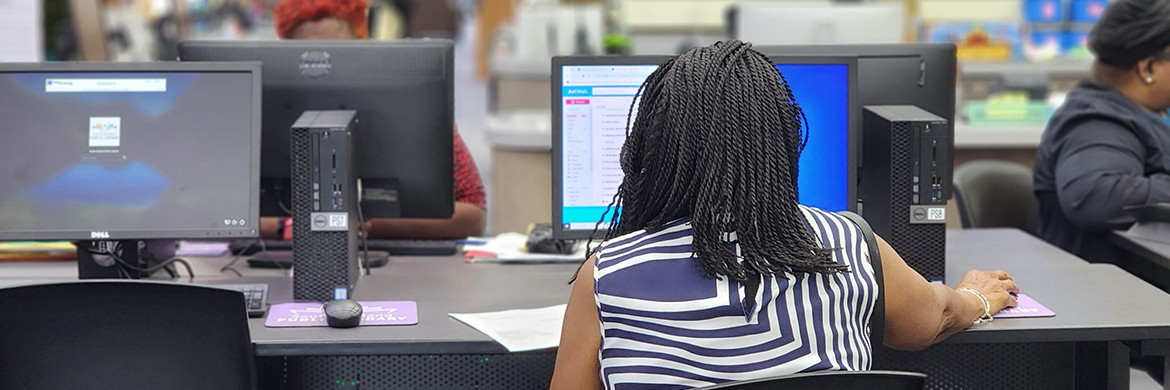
[551,41,1019,389]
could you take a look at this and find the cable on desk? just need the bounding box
[85,242,130,279]
[220,241,252,277]
[113,255,194,279]
[85,242,193,279]
[222,266,243,278]
[223,237,288,275]
[115,263,130,279]
[141,247,178,278]
[255,235,289,271]
[161,262,179,278]
[170,258,194,279]
[275,186,294,216]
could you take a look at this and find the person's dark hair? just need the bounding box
[1089,0,1170,68]
[589,40,846,281]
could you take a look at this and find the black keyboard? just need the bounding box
[230,239,458,257]
[247,251,390,269]
[220,284,269,318]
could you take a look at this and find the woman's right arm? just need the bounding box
[876,235,1019,350]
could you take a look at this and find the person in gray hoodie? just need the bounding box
[1034,0,1170,267]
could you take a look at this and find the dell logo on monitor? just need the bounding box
[91,231,110,239]
[299,50,332,79]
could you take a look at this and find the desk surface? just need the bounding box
[1112,230,1170,270]
[3,229,1170,356]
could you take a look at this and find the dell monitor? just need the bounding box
[178,40,455,219]
[0,62,261,276]
[553,55,858,239]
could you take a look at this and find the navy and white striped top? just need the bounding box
[593,205,879,389]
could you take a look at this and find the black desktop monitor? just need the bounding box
[178,40,455,219]
[754,44,955,127]
[552,55,858,240]
[0,62,262,241]
[755,44,958,196]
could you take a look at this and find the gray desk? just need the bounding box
[946,230,1170,344]
[1112,230,1170,290]
[3,229,1170,390]
[1114,231,1170,265]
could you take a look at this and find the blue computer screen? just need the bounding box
[559,63,851,231]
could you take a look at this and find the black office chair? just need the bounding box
[0,281,255,390]
[953,159,1041,235]
[698,370,927,390]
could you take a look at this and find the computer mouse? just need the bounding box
[324,300,363,328]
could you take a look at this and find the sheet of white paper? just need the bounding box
[449,304,567,352]
[469,253,583,263]
[0,0,42,62]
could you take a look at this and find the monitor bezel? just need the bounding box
[0,61,263,241]
[551,54,860,241]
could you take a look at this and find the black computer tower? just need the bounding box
[860,106,950,282]
[291,110,360,301]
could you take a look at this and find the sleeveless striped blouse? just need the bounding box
[593,206,879,389]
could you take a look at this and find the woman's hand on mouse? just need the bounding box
[955,269,1020,313]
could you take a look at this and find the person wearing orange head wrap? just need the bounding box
[261,0,488,240]
[274,0,370,39]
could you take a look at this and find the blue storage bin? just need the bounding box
[1024,0,1067,22]
[1030,30,1063,51]
[1062,30,1089,53]
[1070,0,1108,23]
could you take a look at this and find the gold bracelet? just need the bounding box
[957,287,994,324]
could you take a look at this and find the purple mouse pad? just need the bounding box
[993,294,1055,318]
[265,301,418,328]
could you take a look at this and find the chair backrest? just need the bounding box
[699,370,926,390]
[0,281,255,390]
[953,159,1040,235]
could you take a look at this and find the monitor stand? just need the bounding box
[77,240,142,279]
[76,240,178,279]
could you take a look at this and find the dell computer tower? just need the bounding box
[291,110,360,301]
[860,106,950,282]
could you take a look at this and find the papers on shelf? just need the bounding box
[462,233,584,264]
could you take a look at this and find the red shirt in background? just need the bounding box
[453,129,486,210]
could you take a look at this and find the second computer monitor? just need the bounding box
[552,55,858,239]
[0,62,261,241]
[755,44,957,200]
[178,40,455,219]
[754,44,956,135]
